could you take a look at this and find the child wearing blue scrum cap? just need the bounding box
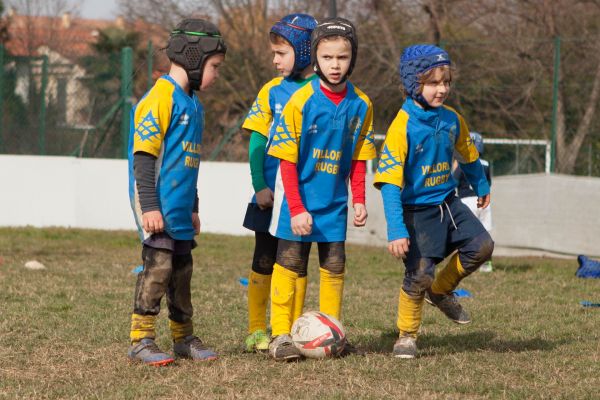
[374,44,494,359]
[241,13,318,353]
[454,132,494,272]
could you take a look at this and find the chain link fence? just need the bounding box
[0,42,156,159]
[1,34,599,177]
[445,36,600,177]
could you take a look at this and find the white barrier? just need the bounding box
[1,155,599,257]
[0,155,253,233]
[347,173,600,257]
[489,174,600,257]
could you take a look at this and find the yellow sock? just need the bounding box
[319,267,344,320]
[396,289,424,337]
[292,275,307,323]
[247,270,272,333]
[169,319,193,343]
[431,253,467,295]
[270,263,298,336]
[130,313,156,344]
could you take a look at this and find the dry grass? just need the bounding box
[0,227,599,399]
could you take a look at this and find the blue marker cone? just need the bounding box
[452,288,472,298]
[132,265,144,275]
[580,301,600,308]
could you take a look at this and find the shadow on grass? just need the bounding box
[357,330,400,354]
[420,330,564,355]
[359,329,565,355]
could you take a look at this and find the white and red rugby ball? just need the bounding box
[291,311,346,358]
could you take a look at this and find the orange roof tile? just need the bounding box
[4,13,168,66]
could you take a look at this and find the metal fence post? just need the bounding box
[550,36,561,173]
[39,55,48,155]
[208,117,244,161]
[147,40,153,91]
[588,142,593,176]
[0,44,4,153]
[329,0,337,17]
[121,47,133,159]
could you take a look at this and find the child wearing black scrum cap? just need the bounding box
[241,13,318,353]
[126,18,226,366]
[373,44,494,359]
[266,17,377,361]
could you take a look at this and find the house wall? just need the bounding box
[10,47,91,127]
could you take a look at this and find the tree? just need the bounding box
[116,0,211,28]
[0,0,9,43]
[439,0,600,174]
[79,27,143,157]
[114,0,600,174]
[6,0,77,53]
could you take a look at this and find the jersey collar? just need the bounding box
[403,97,440,126]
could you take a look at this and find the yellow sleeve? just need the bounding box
[353,96,377,160]
[242,78,282,137]
[373,110,409,189]
[267,97,302,163]
[446,107,479,163]
[132,82,173,157]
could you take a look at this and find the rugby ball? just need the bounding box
[291,311,346,358]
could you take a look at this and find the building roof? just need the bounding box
[3,12,169,69]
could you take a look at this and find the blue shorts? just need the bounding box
[403,194,486,262]
[243,203,273,233]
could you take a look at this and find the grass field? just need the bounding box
[1,227,599,399]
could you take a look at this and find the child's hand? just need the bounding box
[291,212,313,236]
[256,188,274,210]
[143,210,164,234]
[353,203,368,227]
[192,213,201,235]
[388,238,410,259]
[477,194,491,209]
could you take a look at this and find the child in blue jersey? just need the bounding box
[126,19,226,366]
[374,45,494,359]
[267,18,377,361]
[454,132,494,272]
[242,14,318,353]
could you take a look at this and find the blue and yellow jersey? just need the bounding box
[374,97,489,205]
[267,79,377,242]
[128,75,203,241]
[242,76,316,202]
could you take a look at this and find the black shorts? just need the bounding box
[242,203,273,233]
[404,194,486,262]
[142,232,196,255]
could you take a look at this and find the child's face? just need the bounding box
[316,37,352,85]
[420,68,450,107]
[270,41,295,77]
[200,53,225,90]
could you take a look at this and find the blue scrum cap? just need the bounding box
[270,13,318,77]
[470,132,484,154]
[399,44,450,105]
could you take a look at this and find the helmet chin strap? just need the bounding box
[188,70,201,91]
[289,68,303,80]
[414,94,433,110]
[314,63,348,87]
